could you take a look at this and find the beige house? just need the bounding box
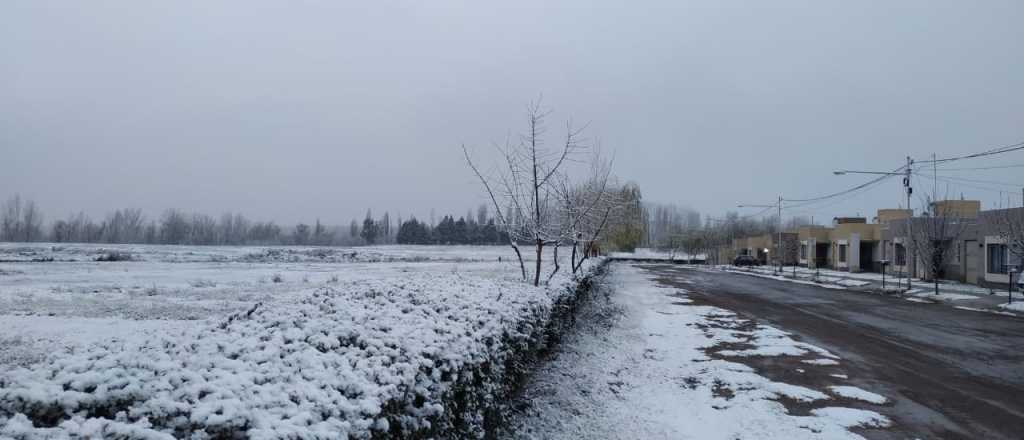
[797,225,832,268]
[827,217,883,272]
[882,200,982,282]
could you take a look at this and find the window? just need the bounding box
[895,244,906,266]
[800,244,807,260]
[839,244,847,263]
[953,242,961,264]
[988,244,1008,274]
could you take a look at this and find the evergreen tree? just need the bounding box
[360,210,379,244]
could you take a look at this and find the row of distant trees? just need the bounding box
[0,195,518,247]
[640,202,815,260]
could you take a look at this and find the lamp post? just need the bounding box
[1009,266,1018,305]
[880,259,890,291]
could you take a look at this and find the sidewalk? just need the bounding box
[717,265,1024,318]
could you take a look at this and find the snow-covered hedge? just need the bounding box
[0,261,605,439]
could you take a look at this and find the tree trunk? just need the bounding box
[570,241,579,274]
[547,242,561,284]
[534,240,544,286]
[509,241,527,282]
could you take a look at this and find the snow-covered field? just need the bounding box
[503,264,892,439]
[0,243,600,438]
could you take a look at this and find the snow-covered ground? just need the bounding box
[609,248,706,261]
[0,244,547,369]
[502,264,892,439]
[998,301,1024,312]
[0,243,599,438]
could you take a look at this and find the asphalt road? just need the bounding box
[639,264,1024,440]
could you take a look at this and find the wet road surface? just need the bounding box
[641,264,1024,440]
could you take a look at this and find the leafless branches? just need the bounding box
[463,98,615,286]
[905,194,970,295]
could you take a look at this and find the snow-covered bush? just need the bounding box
[0,260,605,439]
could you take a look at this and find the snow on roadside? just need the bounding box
[908,290,978,302]
[716,267,850,290]
[998,301,1024,313]
[501,264,891,440]
[810,407,891,429]
[828,386,889,404]
[0,261,604,439]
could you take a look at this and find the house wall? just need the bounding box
[977,208,1024,287]
[747,235,771,264]
[797,226,831,268]
[933,200,981,219]
[876,209,912,224]
[828,223,880,272]
[883,216,983,284]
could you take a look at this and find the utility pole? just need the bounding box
[905,156,914,290]
[778,195,783,273]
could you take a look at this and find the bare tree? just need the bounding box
[463,99,587,286]
[904,197,970,295]
[990,207,1024,274]
[21,200,43,242]
[782,234,801,277]
[1,195,43,242]
[552,150,619,279]
[1,195,23,241]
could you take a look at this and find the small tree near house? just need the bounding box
[992,207,1024,281]
[783,235,801,277]
[905,197,970,295]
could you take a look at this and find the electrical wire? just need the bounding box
[922,174,1023,188]
[919,140,1024,164]
[783,165,905,204]
[933,163,1024,171]
[733,138,1022,220]
[914,172,1013,196]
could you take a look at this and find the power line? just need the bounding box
[934,163,1024,171]
[733,138,1023,219]
[919,140,1024,164]
[784,166,904,204]
[925,174,1023,188]
[785,139,1023,210]
[914,172,1013,196]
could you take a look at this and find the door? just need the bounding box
[964,240,979,285]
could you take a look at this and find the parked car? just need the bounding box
[733,255,760,266]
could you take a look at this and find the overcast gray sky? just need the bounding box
[3,0,1023,225]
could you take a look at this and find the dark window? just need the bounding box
[800,244,807,260]
[839,244,847,263]
[895,244,906,266]
[988,244,1008,274]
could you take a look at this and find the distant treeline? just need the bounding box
[395,216,507,245]
[0,195,506,246]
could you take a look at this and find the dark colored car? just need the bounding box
[733,255,760,266]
